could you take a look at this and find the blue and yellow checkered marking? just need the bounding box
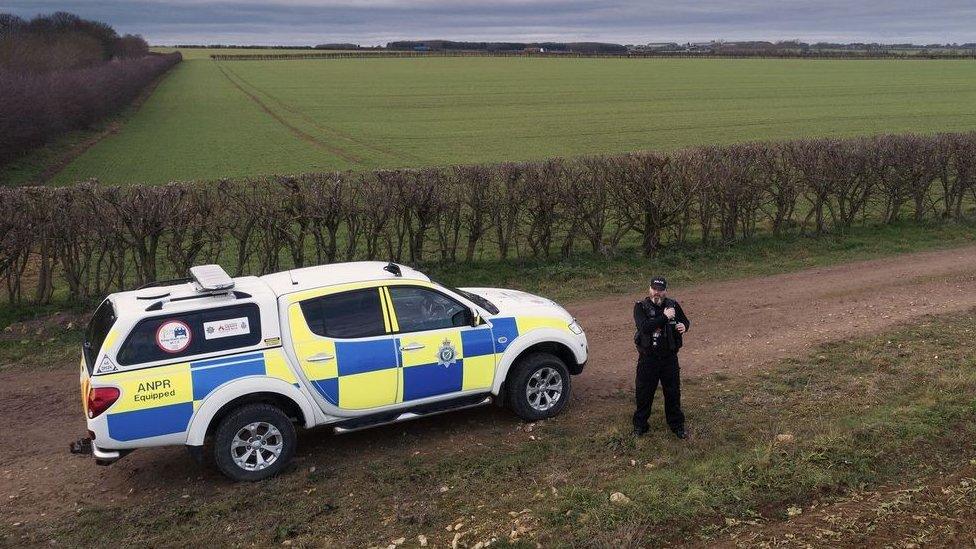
[335,340,398,376]
[101,349,297,442]
[289,293,400,410]
[289,278,573,409]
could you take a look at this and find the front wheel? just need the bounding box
[506,353,571,421]
[213,403,296,482]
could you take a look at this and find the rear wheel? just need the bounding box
[506,353,571,421]
[213,403,296,482]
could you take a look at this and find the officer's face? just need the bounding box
[649,287,666,304]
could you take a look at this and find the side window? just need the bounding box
[300,288,386,339]
[388,286,469,333]
[117,304,261,366]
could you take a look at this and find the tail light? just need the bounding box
[87,387,120,418]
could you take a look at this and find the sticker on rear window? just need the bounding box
[156,320,192,353]
[204,317,250,340]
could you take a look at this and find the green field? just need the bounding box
[150,47,380,59]
[51,56,976,185]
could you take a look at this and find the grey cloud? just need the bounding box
[3,0,974,45]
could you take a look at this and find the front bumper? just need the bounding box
[69,437,129,466]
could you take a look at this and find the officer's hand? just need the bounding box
[664,307,676,319]
[676,322,686,334]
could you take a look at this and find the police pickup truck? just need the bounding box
[73,262,587,481]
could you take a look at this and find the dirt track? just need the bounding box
[3,245,976,532]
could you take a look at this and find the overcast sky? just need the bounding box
[5,1,975,46]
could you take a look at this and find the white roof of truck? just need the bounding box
[110,276,272,317]
[261,261,430,296]
[107,262,428,317]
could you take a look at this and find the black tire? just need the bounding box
[213,403,297,482]
[506,352,572,422]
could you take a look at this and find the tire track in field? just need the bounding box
[215,63,364,165]
[219,63,423,166]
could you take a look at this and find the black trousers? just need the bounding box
[633,352,685,432]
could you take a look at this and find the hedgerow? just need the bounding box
[0,52,182,166]
[1,131,973,303]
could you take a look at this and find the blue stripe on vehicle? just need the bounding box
[461,327,495,357]
[191,358,265,400]
[107,402,194,441]
[313,378,339,405]
[402,360,464,401]
[190,352,264,370]
[489,317,518,353]
[335,339,398,376]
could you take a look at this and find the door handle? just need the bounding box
[306,352,335,362]
[400,342,425,351]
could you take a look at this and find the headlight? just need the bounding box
[568,320,583,335]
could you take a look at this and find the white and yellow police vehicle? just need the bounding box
[72,262,587,481]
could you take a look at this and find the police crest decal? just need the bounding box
[437,339,458,368]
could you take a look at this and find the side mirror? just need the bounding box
[470,309,482,327]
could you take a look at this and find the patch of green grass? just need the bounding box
[0,302,87,372]
[426,218,976,302]
[54,57,976,185]
[22,308,976,547]
[51,60,353,186]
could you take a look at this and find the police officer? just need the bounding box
[633,276,690,439]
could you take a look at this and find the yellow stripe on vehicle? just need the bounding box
[384,287,400,332]
[102,329,120,351]
[515,316,571,334]
[286,280,388,304]
[379,287,392,333]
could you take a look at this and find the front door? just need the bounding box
[288,286,399,410]
[384,285,496,402]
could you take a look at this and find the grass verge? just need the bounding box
[12,307,976,547]
[426,218,976,302]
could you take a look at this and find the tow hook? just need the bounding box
[69,437,93,455]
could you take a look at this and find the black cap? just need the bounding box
[650,277,667,291]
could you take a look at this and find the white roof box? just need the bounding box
[190,264,235,292]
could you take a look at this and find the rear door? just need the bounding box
[385,285,496,402]
[288,285,400,410]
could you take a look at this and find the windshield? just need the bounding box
[450,287,500,315]
[83,299,116,374]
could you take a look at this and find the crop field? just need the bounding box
[149,47,381,59]
[49,56,976,184]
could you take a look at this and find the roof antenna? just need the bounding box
[384,262,402,277]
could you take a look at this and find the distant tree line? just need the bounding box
[386,41,628,53]
[0,11,149,72]
[0,12,182,167]
[171,43,381,50]
[2,131,974,304]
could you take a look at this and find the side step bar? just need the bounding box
[333,394,493,434]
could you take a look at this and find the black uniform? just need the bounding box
[632,297,690,434]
